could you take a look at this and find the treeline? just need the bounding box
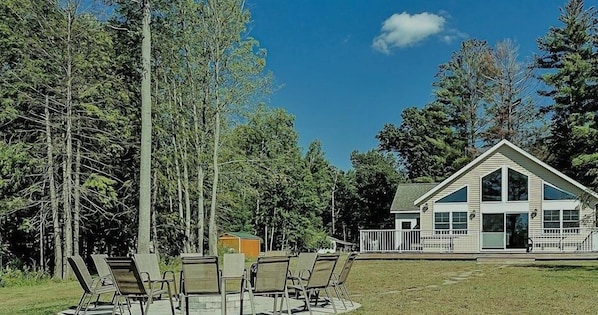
[0,0,597,280]
[0,0,399,279]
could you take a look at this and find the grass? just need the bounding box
[3,258,598,314]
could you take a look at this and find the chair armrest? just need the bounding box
[162,270,176,281]
[140,271,152,283]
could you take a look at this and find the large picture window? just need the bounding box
[437,186,467,203]
[482,169,502,201]
[434,211,468,234]
[508,169,528,201]
[543,184,576,200]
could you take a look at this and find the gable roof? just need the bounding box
[220,232,262,240]
[391,183,438,212]
[414,139,598,206]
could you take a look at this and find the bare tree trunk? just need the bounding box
[173,137,186,252]
[269,226,275,251]
[137,0,152,254]
[151,170,159,253]
[74,140,81,256]
[183,142,192,253]
[46,96,62,279]
[197,166,205,254]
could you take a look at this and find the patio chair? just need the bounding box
[106,256,175,315]
[222,253,248,315]
[91,254,112,285]
[245,256,292,315]
[289,253,340,315]
[134,253,177,299]
[67,255,116,315]
[288,252,317,284]
[330,252,358,309]
[180,255,221,315]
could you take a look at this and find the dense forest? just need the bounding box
[0,0,596,279]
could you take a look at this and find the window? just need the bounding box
[563,210,580,228]
[452,212,468,231]
[482,169,502,201]
[437,187,467,203]
[543,184,576,200]
[543,210,560,229]
[434,212,450,230]
[508,169,528,201]
[435,212,468,234]
[543,209,580,231]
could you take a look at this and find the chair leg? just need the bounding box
[272,293,278,314]
[284,289,292,315]
[332,285,347,310]
[247,288,256,315]
[185,296,190,315]
[139,299,146,315]
[341,284,354,307]
[300,287,312,315]
[165,282,175,315]
[324,288,337,314]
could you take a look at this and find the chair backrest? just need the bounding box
[337,252,358,285]
[91,254,110,278]
[134,253,162,281]
[305,254,339,289]
[223,253,245,278]
[105,257,148,296]
[252,256,290,294]
[181,255,220,295]
[67,255,93,293]
[293,252,317,280]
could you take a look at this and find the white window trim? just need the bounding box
[433,211,468,234]
[542,209,580,233]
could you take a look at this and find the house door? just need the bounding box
[482,213,528,250]
[399,219,419,251]
[506,213,528,249]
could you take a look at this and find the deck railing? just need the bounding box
[359,228,598,253]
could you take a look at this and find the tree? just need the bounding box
[349,150,403,229]
[483,39,542,149]
[536,0,598,188]
[435,39,495,158]
[137,0,152,254]
[377,102,463,182]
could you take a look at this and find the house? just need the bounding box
[360,139,598,253]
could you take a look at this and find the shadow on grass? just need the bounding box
[517,264,598,272]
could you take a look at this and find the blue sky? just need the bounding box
[245,0,567,170]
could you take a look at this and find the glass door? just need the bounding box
[482,213,505,249]
[506,213,528,249]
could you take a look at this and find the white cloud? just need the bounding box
[372,12,446,54]
[441,29,469,44]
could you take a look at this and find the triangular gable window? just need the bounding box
[543,184,576,200]
[437,187,467,203]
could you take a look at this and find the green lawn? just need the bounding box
[2,259,598,314]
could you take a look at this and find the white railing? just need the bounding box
[359,228,598,253]
[359,229,480,253]
[528,227,597,252]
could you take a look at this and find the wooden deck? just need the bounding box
[357,252,598,261]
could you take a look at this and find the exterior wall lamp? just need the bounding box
[422,203,429,212]
[531,208,538,219]
[469,210,476,220]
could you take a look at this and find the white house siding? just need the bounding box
[419,145,598,253]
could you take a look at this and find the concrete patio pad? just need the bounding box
[58,294,361,315]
